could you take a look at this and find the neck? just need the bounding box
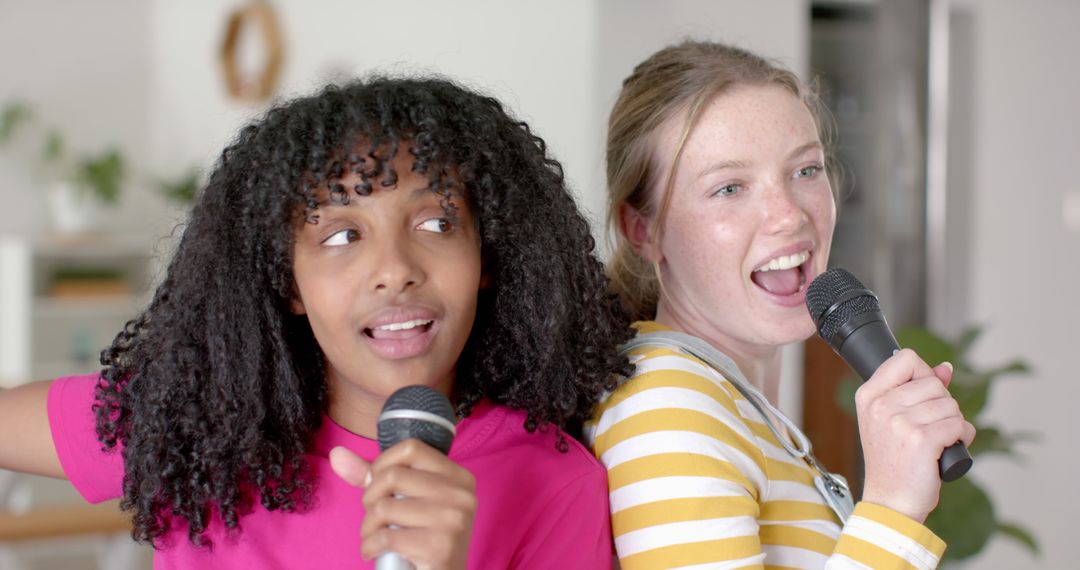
[654,303,784,404]
[324,366,457,439]
[326,382,383,439]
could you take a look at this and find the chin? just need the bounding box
[772,316,816,346]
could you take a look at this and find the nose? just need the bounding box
[761,182,809,235]
[368,235,425,294]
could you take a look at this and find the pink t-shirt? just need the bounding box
[48,374,612,569]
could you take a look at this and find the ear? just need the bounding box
[618,203,662,263]
[289,292,306,316]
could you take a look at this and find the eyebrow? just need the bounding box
[695,141,824,180]
[787,141,824,160]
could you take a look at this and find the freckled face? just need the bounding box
[291,152,482,425]
[649,84,836,353]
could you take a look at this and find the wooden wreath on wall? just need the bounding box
[219,2,284,103]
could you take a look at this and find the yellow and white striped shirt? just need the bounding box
[585,322,946,570]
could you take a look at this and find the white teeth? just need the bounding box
[375,319,433,332]
[755,250,809,272]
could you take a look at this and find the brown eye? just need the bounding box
[322,229,360,246]
[416,218,453,233]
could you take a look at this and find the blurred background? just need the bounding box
[0,0,1075,568]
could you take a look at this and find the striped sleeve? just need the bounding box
[588,348,769,569]
[587,340,947,570]
[829,503,946,570]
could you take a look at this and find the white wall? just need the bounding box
[147,0,603,226]
[0,0,159,235]
[948,1,1080,568]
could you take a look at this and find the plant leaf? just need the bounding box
[835,376,860,418]
[925,477,996,560]
[948,370,991,419]
[43,130,64,163]
[0,101,32,144]
[952,326,983,358]
[896,327,956,365]
[157,169,201,204]
[75,150,125,204]
[966,426,1013,457]
[985,360,1032,379]
[996,521,1039,555]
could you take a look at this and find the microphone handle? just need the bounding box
[375,552,413,570]
[835,316,973,482]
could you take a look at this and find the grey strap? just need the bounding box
[621,331,811,460]
[621,331,854,522]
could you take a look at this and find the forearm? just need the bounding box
[0,381,65,478]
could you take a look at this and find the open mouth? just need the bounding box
[750,250,810,297]
[363,319,435,340]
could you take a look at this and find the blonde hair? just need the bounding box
[605,40,833,320]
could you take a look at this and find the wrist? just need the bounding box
[858,493,929,524]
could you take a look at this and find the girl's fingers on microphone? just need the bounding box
[371,439,471,478]
[961,420,977,447]
[361,496,473,539]
[328,446,371,488]
[890,376,954,407]
[933,361,954,386]
[900,395,963,426]
[923,415,974,450]
[362,465,476,512]
[859,349,937,401]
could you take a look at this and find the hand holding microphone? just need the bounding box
[807,268,976,522]
[329,386,475,570]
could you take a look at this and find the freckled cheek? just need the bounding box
[802,186,836,223]
[808,199,837,255]
[661,219,744,284]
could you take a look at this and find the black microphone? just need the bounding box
[806,267,972,482]
[374,385,458,570]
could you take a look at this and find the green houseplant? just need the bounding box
[836,325,1039,564]
[1,99,127,232]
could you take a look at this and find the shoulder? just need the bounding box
[585,333,769,475]
[47,372,126,503]
[467,407,612,568]
[455,401,605,486]
[590,339,745,430]
[48,372,105,427]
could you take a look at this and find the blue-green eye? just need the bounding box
[796,165,823,178]
[322,228,360,246]
[416,218,453,233]
[711,184,741,198]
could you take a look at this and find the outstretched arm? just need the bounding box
[0,380,64,478]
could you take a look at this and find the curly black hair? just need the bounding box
[93,76,634,547]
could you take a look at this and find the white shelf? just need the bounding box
[0,235,158,385]
[33,297,145,319]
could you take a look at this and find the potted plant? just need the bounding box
[1,100,126,234]
[836,325,1039,565]
[156,167,202,206]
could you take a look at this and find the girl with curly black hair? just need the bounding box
[0,76,633,569]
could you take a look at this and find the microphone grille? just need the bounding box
[806,268,882,342]
[377,385,457,454]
